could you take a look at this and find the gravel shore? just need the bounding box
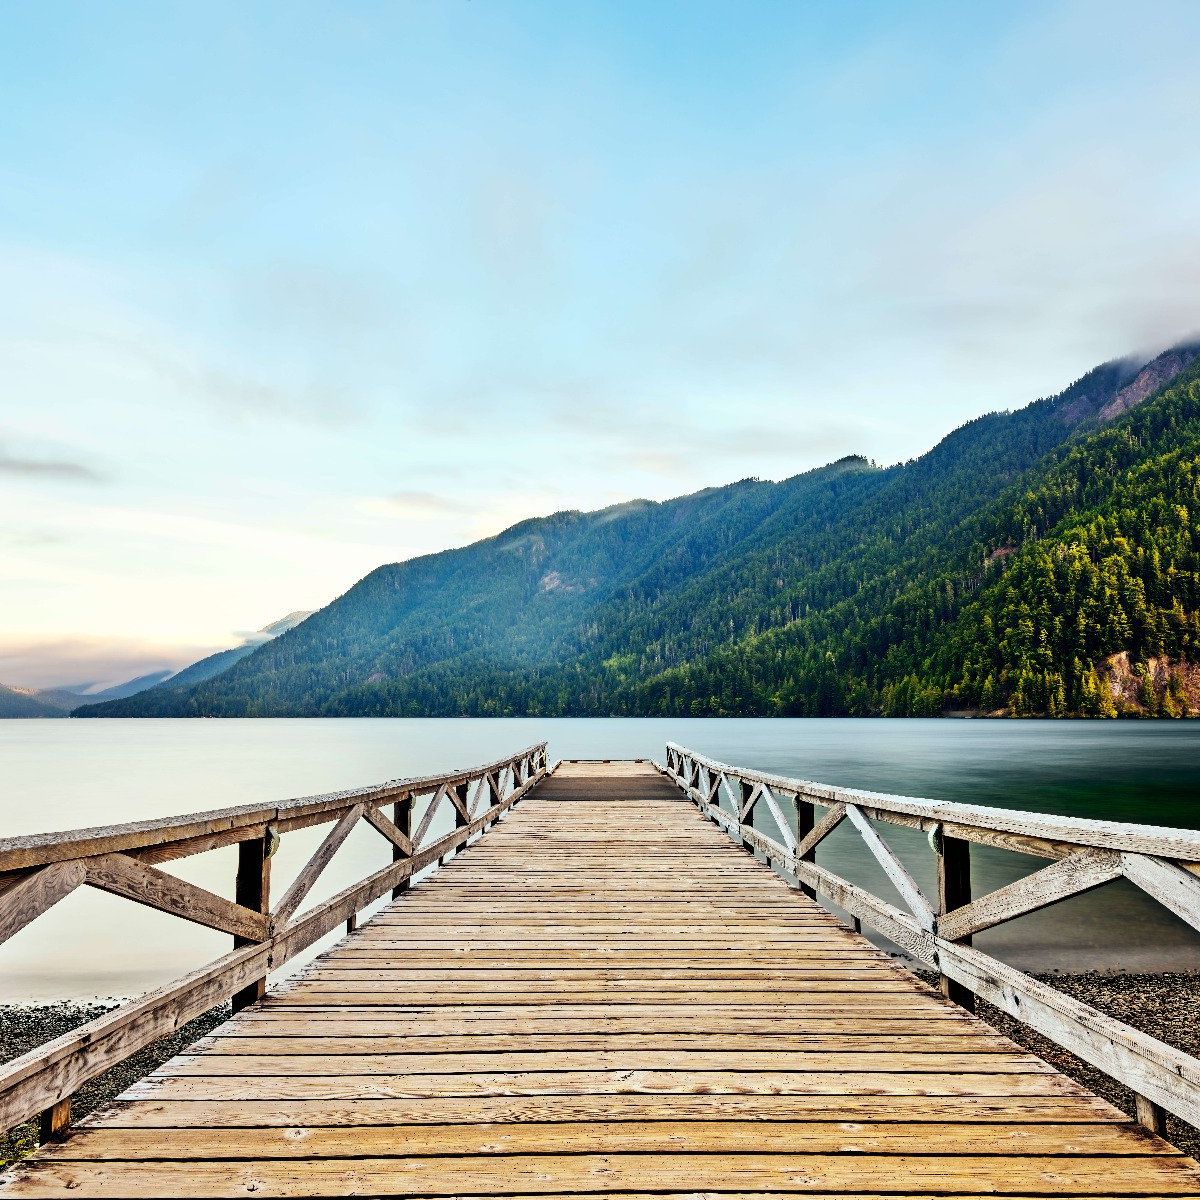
[2,971,1198,1164]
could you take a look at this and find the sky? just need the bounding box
[4,0,1200,689]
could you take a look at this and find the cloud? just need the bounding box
[0,447,105,483]
[360,490,472,519]
[0,636,215,692]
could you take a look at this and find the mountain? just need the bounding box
[69,609,314,710]
[73,671,175,705]
[0,671,171,718]
[145,611,314,695]
[0,684,70,718]
[78,336,1200,719]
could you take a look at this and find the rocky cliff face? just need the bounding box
[1102,651,1200,717]
[1098,342,1200,422]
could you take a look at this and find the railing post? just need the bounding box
[455,781,470,832]
[936,828,975,1012]
[38,1097,70,1143]
[392,796,413,900]
[232,825,274,1013]
[796,797,816,900]
[1135,1093,1168,1136]
[738,778,754,851]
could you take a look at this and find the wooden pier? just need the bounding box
[3,753,1200,1196]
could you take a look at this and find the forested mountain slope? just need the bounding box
[78,337,1200,718]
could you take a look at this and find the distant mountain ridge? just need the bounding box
[1,612,313,718]
[78,335,1200,719]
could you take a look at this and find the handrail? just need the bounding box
[663,741,1200,1139]
[0,742,550,1142]
[0,743,549,874]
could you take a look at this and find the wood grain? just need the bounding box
[5,759,1198,1199]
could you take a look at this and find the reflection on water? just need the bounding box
[0,718,1197,999]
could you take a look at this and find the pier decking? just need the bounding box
[4,760,1198,1197]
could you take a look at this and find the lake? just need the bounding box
[1,718,1198,1000]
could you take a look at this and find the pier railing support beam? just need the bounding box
[232,826,274,1013]
[797,799,816,899]
[392,797,413,900]
[936,829,975,1012]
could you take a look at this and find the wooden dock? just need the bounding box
[4,759,1199,1197]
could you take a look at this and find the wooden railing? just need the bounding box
[0,742,549,1142]
[664,741,1200,1137]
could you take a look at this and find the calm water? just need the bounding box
[1,718,1198,1000]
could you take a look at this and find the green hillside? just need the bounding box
[78,340,1200,719]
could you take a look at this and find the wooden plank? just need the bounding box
[7,758,1198,1200]
[845,804,934,929]
[270,803,364,926]
[155,1050,1046,1076]
[83,854,268,941]
[0,941,270,1133]
[410,785,449,852]
[10,1152,1200,1197]
[44,1120,1174,1159]
[759,784,798,853]
[0,861,86,948]
[1122,851,1200,934]
[938,849,1123,942]
[939,940,1200,1130]
[80,1093,1125,1128]
[0,754,545,1137]
[362,804,412,857]
[796,802,846,859]
[122,1068,1095,1100]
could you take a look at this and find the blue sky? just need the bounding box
[4,0,1200,687]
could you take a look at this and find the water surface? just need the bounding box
[1,718,1197,1000]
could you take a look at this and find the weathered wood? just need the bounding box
[37,1097,70,1144]
[796,801,846,859]
[936,831,974,1011]
[449,782,472,827]
[1122,851,1200,934]
[0,861,86,948]
[668,743,1200,1133]
[1136,1092,1168,1136]
[231,831,272,1012]
[938,939,1200,1130]
[0,941,271,1134]
[363,804,412,857]
[758,784,798,854]
[845,804,935,930]
[938,848,1123,942]
[0,744,546,874]
[794,859,936,963]
[84,854,268,941]
[410,785,449,852]
[7,752,1200,1200]
[0,749,547,1140]
[391,796,412,900]
[271,804,364,927]
[666,742,1200,866]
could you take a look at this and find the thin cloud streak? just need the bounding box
[0,447,105,483]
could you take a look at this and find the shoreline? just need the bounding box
[3,970,1198,1164]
